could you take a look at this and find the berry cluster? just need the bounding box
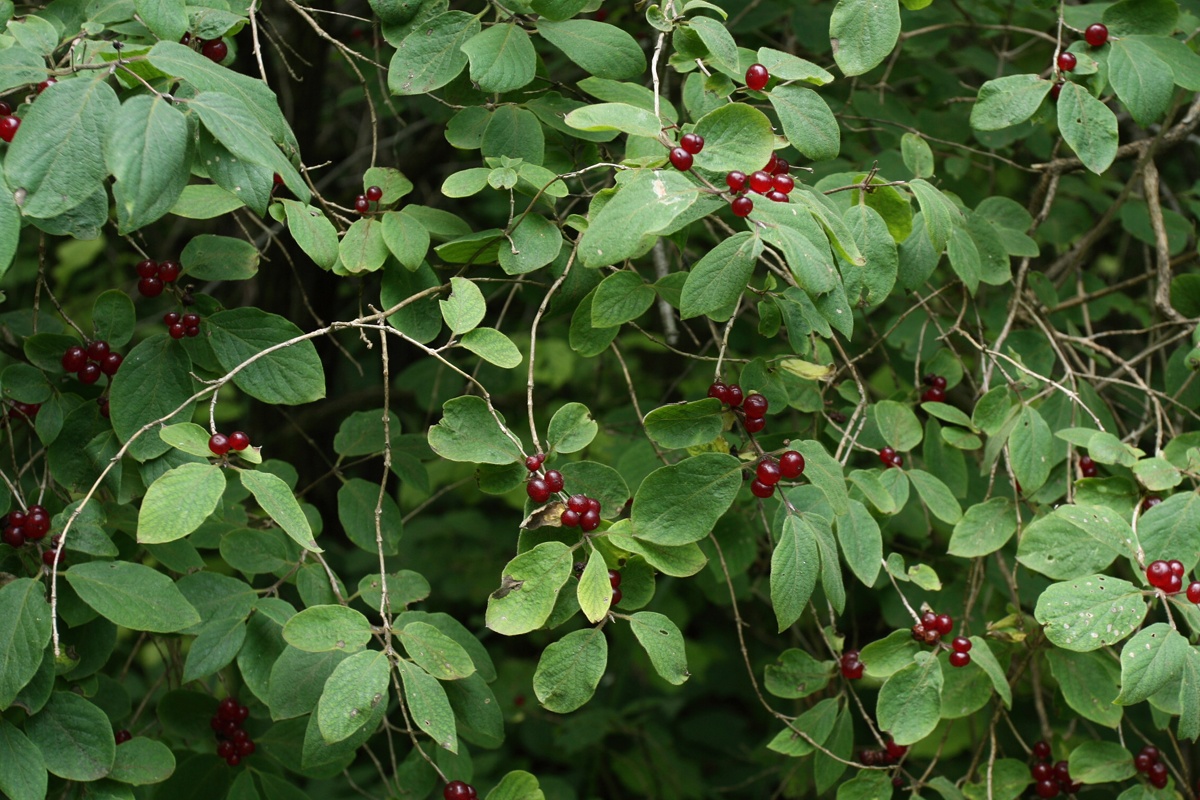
[7,401,40,422]
[1028,744,1082,797]
[859,737,907,766]
[114,729,132,744]
[180,32,229,63]
[135,258,183,298]
[1078,455,1097,478]
[354,185,384,215]
[1144,558,1195,597]
[62,340,123,385]
[0,101,20,143]
[751,450,805,499]
[878,446,903,469]
[839,648,863,680]
[724,152,793,218]
[560,494,602,533]
[609,568,622,606]
[209,431,251,456]
[1134,744,1168,789]
[164,311,202,339]
[42,535,63,567]
[209,697,255,766]
[707,381,770,434]
[911,611,971,667]
[668,132,704,172]
[443,781,478,800]
[2,505,50,548]
[920,373,947,403]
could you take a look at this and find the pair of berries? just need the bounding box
[921,374,947,403]
[136,258,182,298]
[1134,744,1168,789]
[878,446,903,469]
[180,33,229,63]
[62,340,123,384]
[164,311,202,339]
[707,380,745,408]
[209,431,251,456]
[0,101,20,143]
[42,535,64,567]
[1145,559,1192,597]
[609,568,623,605]
[750,450,805,499]
[1078,455,1098,478]
[525,464,564,505]
[859,737,907,766]
[561,494,602,533]
[839,648,864,680]
[354,185,384,215]
[8,401,39,421]
[209,697,255,766]
[667,132,704,172]
[443,781,478,800]
[1055,22,1108,73]
[2,505,50,548]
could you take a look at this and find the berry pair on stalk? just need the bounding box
[3,505,50,548]
[920,373,947,403]
[878,446,903,469]
[1144,558,1200,599]
[210,697,255,767]
[135,258,182,298]
[668,132,704,172]
[750,450,805,499]
[1134,744,1168,789]
[354,185,384,215]
[839,648,863,680]
[209,431,251,456]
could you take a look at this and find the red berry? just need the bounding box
[1142,496,1163,512]
[680,133,704,154]
[1032,762,1052,780]
[772,174,794,195]
[1054,761,1070,781]
[87,340,109,361]
[668,147,693,171]
[911,624,926,641]
[526,478,551,504]
[41,548,61,567]
[885,739,908,760]
[726,171,747,192]
[730,196,753,217]
[609,569,621,589]
[444,782,474,800]
[62,346,87,372]
[765,190,788,203]
[180,32,192,45]
[586,497,600,513]
[1035,778,1059,798]
[114,729,132,744]
[1147,560,1172,588]
[184,326,200,338]
[931,375,947,390]
[0,101,11,116]
[226,753,240,767]
[750,479,774,498]
[78,364,101,384]
[1140,745,1159,762]
[841,659,863,679]
[561,509,580,527]
[1050,81,1064,100]
[1188,582,1200,604]
[934,614,953,635]
[1085,23,1108,47]
[1169,559,1186,578]
[1135,753,1153,773]
[1032,741,1051,761]
[228,431,250,451]
[951,636,971,653]
[1078,455,1097,477]
[237,739,255,756]
[36,78,56,94]
[169,324,186,339]
[743,393,768,418]
[354,195,370,214]
[745,63,769,91]
[748,171,773,194]
[1165,573,1183,595]
[99,353,122,376]
[136,259,159,278]
[525,454,545,471]
[921,387,945,403]
[611,587,622,605]
[217,740,235,758]
[138,276,164,297]
[366,185,383,202]
[567,494,589,513]
[26,511,48,539]
[235,704,249,722]
[182,313,200,327]
[756,459,781,486]
[921,611,938,629]
[0,115,20,143]
[544,470,564,493]
[202,39,228,62]
[779,450,805,478]
[1057,51,1077,72]
[2,526,24,547]
[772,157,789,175]
[158,260,181,282]
[580,508,600,532]
[726,385,744,407]
[879,446,896,466]
[7,512,24,527]
[209,433,231,456]
[273,172,284,186]
[743,416,765,434]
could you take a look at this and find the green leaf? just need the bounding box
[1108,39,1174,125]
[1139,492,1200,566]
[644,399,724,450]
[756,47,834,85]
[815,519,846,613]
[577,170,698,268]
[485,771,545,800]
[428,395,522,465]
[485,541,574,635]
[860,629,922,679]
[838,772,895,799]
[1046,648,1122,727]
[498,212,563,275]
[631,453,742,545]
[908,178,959,254]
[828,0,901,76]
[461,23,536,93]
[137,462,226,544]
[770,85,840,161]
[108,95,191,232]
[283,605,372,653]
[877,651,944,745]
[1102,0,1178,36]
[906,469,961,523]
[388,11,478,95]
[440,277,486,335]
[0,579,51,709]
[610,530,708,577]
[171,184,245,219]
[396,659,458,752]
[1131,457,1181,491]
[764,648,830,699]
[691,102,775,174]
[874,400,922,451]
[628,611,688,685]
[794,440,849,515]
[1034,574,1147,652]
[547,402,597,454]
[687,16,739,75]
[767,698,839,757]
[339,218,391,274]
[1133,35,1200,91]
[968,637,1012,708]
[948,497,1017,557]
[680,232,761,321]
[901,133,935,178]
[1068,741,1135,784]
[108,737,176,786]
[25,692,114,781]
[793,186,865,266]
[771,514,820,631]
[961,759,1030,800]
[400,621,476,680]
[530,0,588,21]
[564,102,661,138]
[536,19,646,80]
[317,649,390,743]
[188,92,306,200]
[240,469,321,552]
[0,718,46,800]
[183,616,247,682]
[1178,645,1200,740]
[137,0,188,41]
[1116,622,1189,704]
[1017,504,1135,580]
[1057,81,1119,174]
[1008,405,1053,494]
[533,628,607,713]
[65,562,199,633]
[382,210,431,271]
[279,200,339,270]
[5,74,118,219]
[577,546,612,624]
[206,308,326,405]
[970,74,1053,131]
[837,500,882,587]
[591,270,655,326]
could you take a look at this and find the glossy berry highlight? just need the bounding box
[745,63,769,91]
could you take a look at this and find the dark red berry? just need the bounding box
[726,171,747,192]
[743,416,765,434]
[772,174,794,194]
[1165,573,1183,595]
[163,313,181,327]
[202,39,228,62]
[779,450,804,478]
[668,147,693,171]
[26,511,48,539]
[1032,762,1052,780]
[228,431,250,451]
[169,324,186,339]
[1169,559,1186,578]
[931,375,947,390]
[226,753,240,767]
[87,340,109,361]
[772,158,789,176]
[730,196,753,217]
[1054,761,1070,781]
[611,587,622,605]
[1135,753,1153,773]
[1035,778,1059,798]
[748,170,772,194]
[525,454,545,471]
[885,739,907,760]
[580,508,600,532]
[951,636,971,653]
[544,470,564,493]
[756,459,781,486]
[158,261,181,282]
[879,446,896,466]
[745,63,769,91]
[561,509,580,527]
[921,387,945,403]
[366,185,383,202]
[1147,560,1172,588]
[526,478,551,504]
[100,353,122,376]
[2,527,24,547]
[949,651,970,668]
[78,364,101,384]
[209,433,231,456]
[218,697,239,719]
[1050,81,1064,100]
[1188,582,1200,604]
[1032,741,1051,761]
[765,190,788,203]
[726,385,744,407]
[234,704,249,722]
[62,346,87,372]
[273,172,284,186]
[680,133,704,154]
[354,195,370,214]
[911,624,926,642]
[567,495,589,513]
[586,497,600,513]
[36,78,56,94]
[444,781,474,800]
[136,259,159,278]
[181,313,200,327]
[114,729,132,744]
[0,115,21,143]
[1085,23,1108,47]
[1142,496,1163,512]
[841,660,863,679]
[1140,745,1159,762]
[237,739,255,756]
[750,479,774,498]
[934,614,953,635]
[0,101,11,116]
[185,326,200,337]
[217,740,235,759]
[180,32,192,45]
[743,393,768,418]
[7,511,24,526]
[1057,51,1077,72]
[138,276,164,297]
